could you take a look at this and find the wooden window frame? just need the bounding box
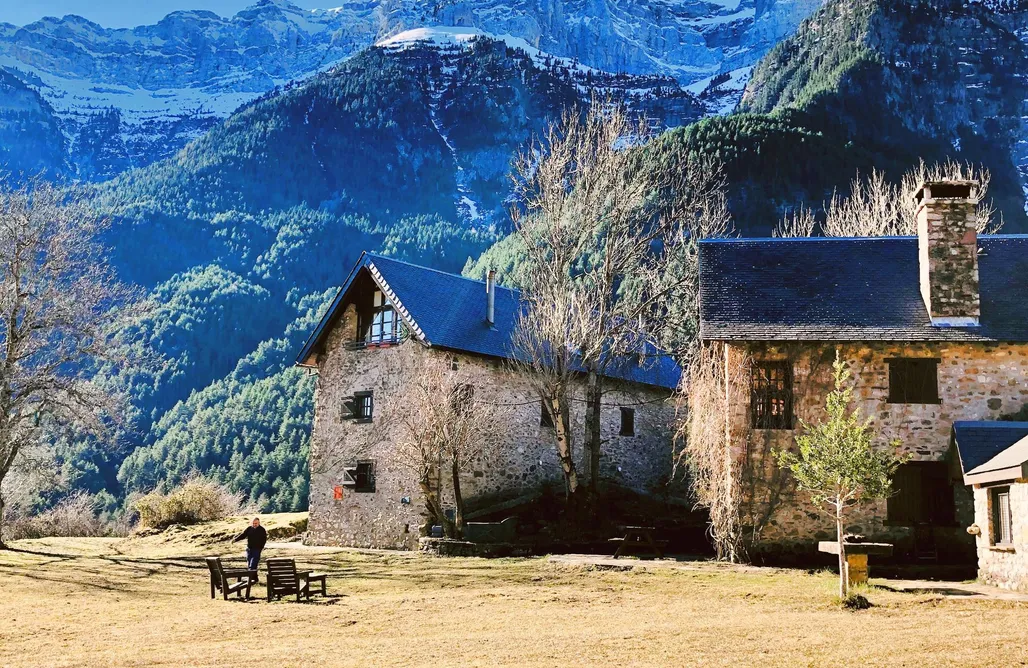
[359,305,400,346]
[887,358,941,405]
[992,486,1013,546]
[750,361,793,430]
[353,391,373,423]
[619,407,636,437]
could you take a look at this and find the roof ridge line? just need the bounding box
[367,252,520,294]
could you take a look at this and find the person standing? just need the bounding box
[233,517,268,576]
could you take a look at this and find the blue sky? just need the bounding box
[0,1,324,28]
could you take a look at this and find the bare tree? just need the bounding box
[395,347,495,538]
[0,177,151,548]
[778,160,1000,239]
[773,205,817,238]
[509,100,731,500]
[675,342,747,561]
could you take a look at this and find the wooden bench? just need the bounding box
[266,558,328,602]
[205,557,254,601]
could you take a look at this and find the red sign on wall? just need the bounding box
[333,485,343,500]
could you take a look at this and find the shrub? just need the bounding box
[133,477,245,530]
[3,492,125,541]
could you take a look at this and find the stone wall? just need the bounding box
[724,341,1028,560]
[972,482,1028,591]
[306,306,680,549]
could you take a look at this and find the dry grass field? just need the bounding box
[1,516,1026,667]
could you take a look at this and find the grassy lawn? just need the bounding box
[1,521,1026,667]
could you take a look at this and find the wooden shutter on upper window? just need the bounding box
[888,359,940,404]
[341,396,357,421]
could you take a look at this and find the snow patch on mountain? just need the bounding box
[0,0,824,180]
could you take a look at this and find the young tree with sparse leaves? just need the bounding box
[775,351,903,598]
[0,177,151,547]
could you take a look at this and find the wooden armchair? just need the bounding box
[205,557,254,600]
[266,558,328,602]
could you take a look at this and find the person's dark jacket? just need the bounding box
[234,525,268,552]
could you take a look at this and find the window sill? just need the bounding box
[990,545,1016,553]
[355,418,373,424]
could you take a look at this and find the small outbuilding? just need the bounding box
[953,421,1028,591]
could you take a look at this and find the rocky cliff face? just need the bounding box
[0,69,66,176]
[741,0,1028,225]
[0,0,822,180]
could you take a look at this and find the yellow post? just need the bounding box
[845,553,869,587]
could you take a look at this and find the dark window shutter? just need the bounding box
[341,396,357,421]
[888,359,940,404]
[540,403,554,428]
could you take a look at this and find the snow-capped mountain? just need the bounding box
[0,0,821,180]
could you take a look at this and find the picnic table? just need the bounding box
[818,541,893,587]
[610,525,665,559]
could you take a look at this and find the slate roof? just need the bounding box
[951,422,1028,474]
[698,235,1028,342]
[296,253,681,390]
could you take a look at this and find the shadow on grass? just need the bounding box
[876,584,985,598]
[1,541,592,599]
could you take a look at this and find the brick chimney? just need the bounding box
[915,180,981,327]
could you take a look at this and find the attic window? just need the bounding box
[361,290,399,345]
[888,359,940,404]
[751,361,793,430]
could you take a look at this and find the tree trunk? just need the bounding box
[0,491,6,550]
[585,368,601,498]
[836,509,847,599]
[451,458,464,540]
[420,476,453,538]
[552,397,578,497]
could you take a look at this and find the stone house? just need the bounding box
[696,180,1028,565]
[295,253,681,549]
[953,422,1028,591]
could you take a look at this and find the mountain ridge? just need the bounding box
[0,0,822,180]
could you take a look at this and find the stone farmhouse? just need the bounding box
[296,253,681,550]
[697,179,1028,583]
